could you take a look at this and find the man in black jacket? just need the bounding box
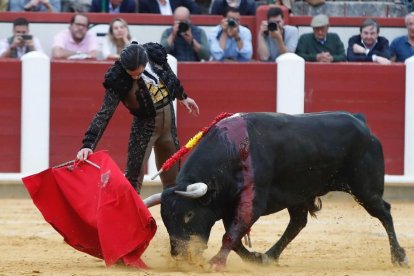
[76,42,199,194]
[347,18,391,64]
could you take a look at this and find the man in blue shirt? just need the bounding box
[390,12,414,62]
[208,7,253,61]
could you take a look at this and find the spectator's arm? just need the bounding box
[209,28,225,61]
[160,29,174,53]
[331,34,346,62]
[194,30,210,61]
[52,46,77,59]
[284,27,299,53]
[236,27,252,61]
[295,35,316,61]
[257,32,270,61]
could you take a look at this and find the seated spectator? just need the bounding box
[390,12,414,62]
[90,0,137,13]
[210,0,256,16]
[257,6,298,62]
[0,0,8,11]
[0,17,44,59]
[347,18,391,64]
[61,0,92,12]
[295,14,346,62]
[9,0,61,12]
[51,13,99,59]
[160,6,210,61]
[138,0,201,15]
[209,7,252,61]
[102,18,135,60]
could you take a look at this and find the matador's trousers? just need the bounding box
[124,103,180,194]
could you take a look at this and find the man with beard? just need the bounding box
[51,13,99,59]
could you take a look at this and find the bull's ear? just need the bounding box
[174,182,208,198]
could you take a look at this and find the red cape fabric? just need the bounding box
[22,151,157,268]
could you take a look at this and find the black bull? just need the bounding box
[145,112,408,269]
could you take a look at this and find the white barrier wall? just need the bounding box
[21,52,50,174]
[276,53,305,114]
[404,56,414,176]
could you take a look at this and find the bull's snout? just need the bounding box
[169,236,208,259]
[170,237,182,256]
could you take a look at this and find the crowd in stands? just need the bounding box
[0,2,413,63]
[0,0,259,14]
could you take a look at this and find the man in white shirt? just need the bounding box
[0,17,44,59]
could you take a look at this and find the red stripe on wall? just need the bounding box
[0,59,21,172]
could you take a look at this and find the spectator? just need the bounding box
[9,0,61,12]
[0,0,8,11]
[138,0,201,15]
[295,14,346,62]
[347,18,391,64]
[390,12,414,62]
[102,18,135,60]
[51,13,99,59]
[0,17,44,59]
[209,7,252,61]
[76,42,199,194]
[257,6,298,62]
[61,0,92,12]
[160,6,210,61]
[210,0,256,16]
[90,0,137,13]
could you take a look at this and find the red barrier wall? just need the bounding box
[0,60,21,172]
[304,63,405,174]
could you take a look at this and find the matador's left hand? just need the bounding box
[180,97,199,116]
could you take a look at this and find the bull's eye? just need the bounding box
[184,211,194,224]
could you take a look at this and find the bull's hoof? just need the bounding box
[392,248,409,267]
[393,255,409,267]
[248,252,270,264]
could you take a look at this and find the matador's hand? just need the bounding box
[180,97,199,116]
[76,148,93,161]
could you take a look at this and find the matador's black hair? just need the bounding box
[119,41,148,70]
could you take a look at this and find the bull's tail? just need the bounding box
[307,197,322,218]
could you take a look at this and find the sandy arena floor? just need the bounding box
[0,194,413,276]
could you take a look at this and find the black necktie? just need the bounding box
[143,70,158,84]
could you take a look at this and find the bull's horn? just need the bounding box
[143,193,162,207]
[175,182,208,198]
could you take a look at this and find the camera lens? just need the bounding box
[267,22,278,32]
[227,18,237,28]
[178,22,189,33]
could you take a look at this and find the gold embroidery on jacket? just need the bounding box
[146,80,169,103]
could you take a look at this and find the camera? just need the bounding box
[267,22,278,32]
[178,21,190,34]
[227,18,238,28]
[21,34,33,40]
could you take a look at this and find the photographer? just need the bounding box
[160,6,210,61]
[257,7,299,62]
[209,7,252,61]
[0,17,44,59]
